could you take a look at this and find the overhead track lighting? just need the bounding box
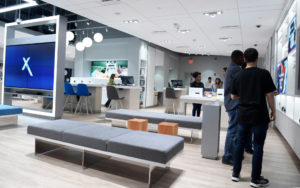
[0,0,38,14]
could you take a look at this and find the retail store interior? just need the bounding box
[0,0,299,187]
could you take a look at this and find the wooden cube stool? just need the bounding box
[158,122,178,136]
[127,118,148,131]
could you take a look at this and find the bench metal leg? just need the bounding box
[82,150,86,169]
[148,165,155,188]
[35,139,62,155]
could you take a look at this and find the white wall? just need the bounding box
[74,37,141,83]
[179,55,231,86]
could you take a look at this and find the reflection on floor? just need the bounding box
[0,106,299,188]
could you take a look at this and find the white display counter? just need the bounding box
[180,95,228,128]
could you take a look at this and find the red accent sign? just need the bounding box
[188,60,193,64]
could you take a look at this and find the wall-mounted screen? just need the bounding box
[4,42,55,90]
[277,58,288,94]
[91,60,128,78]
[288,16,297,53]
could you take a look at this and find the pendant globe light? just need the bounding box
[66,31,75,41]
[83,37,93,47]
[94,32,103,43]
[75,32,85,51]
[76,42,85,51]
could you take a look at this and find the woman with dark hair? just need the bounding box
[214,78,222,90]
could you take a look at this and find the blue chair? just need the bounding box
[75,84,93,114]
[64,83,77,112]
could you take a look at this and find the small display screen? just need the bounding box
[288,16,297,53]
[277,58,288,94]
[4,42,55,90]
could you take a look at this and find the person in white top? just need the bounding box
[205,77,213,89]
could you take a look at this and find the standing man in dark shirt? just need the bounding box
[190,72,204,117]
[231,48,276,187]
[223,50,245,165]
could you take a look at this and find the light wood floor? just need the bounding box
[0,106,299,188]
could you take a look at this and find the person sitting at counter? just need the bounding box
[105,74,116,108]
[191,72,204,117]
[205,77,213,89]
[213,78,223,90]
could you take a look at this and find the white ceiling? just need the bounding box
[43,0,287,56]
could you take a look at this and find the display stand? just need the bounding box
[1,16,66,119]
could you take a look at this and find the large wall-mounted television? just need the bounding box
[4,42,55,90]
[91,60,128,78]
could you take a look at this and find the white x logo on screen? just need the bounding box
[22,57,33,77]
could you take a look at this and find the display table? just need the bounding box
[180,95,228,128]
[164,88,187,114]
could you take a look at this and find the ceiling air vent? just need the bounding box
[220,25,240,30]
[98,0,121,6]
[152,30,167,34]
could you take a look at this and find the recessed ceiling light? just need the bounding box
[178,29,191,34]
[114,12,121,15]
[160,40,170,44]
[123,19,139,24]
[203,10,223,18]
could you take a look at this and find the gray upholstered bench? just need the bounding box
[0,105,23,126]
[105,104,221,159]
[27,119,184,187]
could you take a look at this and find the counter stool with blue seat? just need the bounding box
[75,84,93,114]
[107,86,124,110]
[64,83,77,112]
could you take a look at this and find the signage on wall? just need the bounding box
[288,16,297,53]
[277,58,288,94]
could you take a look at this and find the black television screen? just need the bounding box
[120,76,134,85]
[171,80,183,88]
[4,42,55,90]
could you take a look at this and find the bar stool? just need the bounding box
[64,83,77,112]
[165,87,178,114]
[75,84,93,114]
[106,86,124,109]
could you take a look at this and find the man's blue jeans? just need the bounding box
[233,123,268,180]
[223,109,253,160]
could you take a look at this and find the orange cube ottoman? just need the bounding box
[158,122,178,136]
[127,118,148,131]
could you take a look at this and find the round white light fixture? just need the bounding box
[93,32,103,43]
[76,42,85,51]
[67,31,75,41]
[82,37,93,47]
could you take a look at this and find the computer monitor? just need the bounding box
[171,80,183,88]
[120,76,134,85]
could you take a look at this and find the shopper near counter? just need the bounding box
[190,72,204,117]
[205,77,213,89]
[222,50,244,165]
[105,74,116,108]
[213,78,222,90]
[231,48,276,187]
